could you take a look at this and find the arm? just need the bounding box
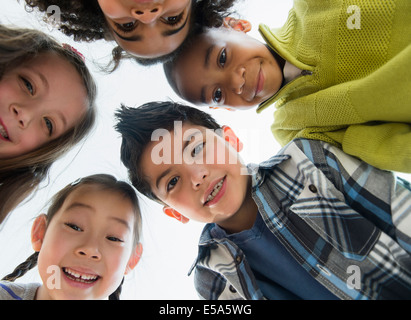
[340,122,411,173]
[292,138,411,254]
[274,45,411,172]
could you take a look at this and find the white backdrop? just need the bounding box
[2,0,410,301]
[0,0,293,299]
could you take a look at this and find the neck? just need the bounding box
[266,44,286,70]
[283,61,303,84]
[266,44,303,86]
[265,44,286,88]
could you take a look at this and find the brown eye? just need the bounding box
[115,21,137,33]
[21,77,34,95]
[167,176,179,191]
[163,13,183,25]
[213,88,223,104]
[218,49,227,67]
[44,118,53,135]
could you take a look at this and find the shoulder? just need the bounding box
[0,281,40,300]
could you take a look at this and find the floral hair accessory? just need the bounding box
[62,43,86,62]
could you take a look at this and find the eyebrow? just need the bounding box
[112,29,142,42]
[66,202,94,212]
[162,12,190,37]
[112,12,190,42]
[55,109,67,130]
[155,168,172,190]
[154,131,201,189]
[109,216,131,231]
[65,202,131,230]
[38,72,49,92]
[204,45,215,69]
[200,45,216,104]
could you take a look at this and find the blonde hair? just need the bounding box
[0,24,97,224]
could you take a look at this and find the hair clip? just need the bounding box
[62,43,86,62]
[208,106,235,111]
[70,177,82,186]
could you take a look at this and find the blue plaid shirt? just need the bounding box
[190,139,411,300]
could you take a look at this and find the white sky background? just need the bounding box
[0,0,293,299]
[0,0,411,300]
[3,0,409,300]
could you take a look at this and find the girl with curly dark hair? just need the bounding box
[25,0,239,70]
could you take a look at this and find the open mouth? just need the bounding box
[0,123,9,141]
[204,176,226,205]
[62,267,100,284]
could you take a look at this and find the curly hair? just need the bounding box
[24,0,108,41]
[24,0,239,70]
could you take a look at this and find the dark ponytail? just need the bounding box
[2,252,39,282]
[108,277,124,300]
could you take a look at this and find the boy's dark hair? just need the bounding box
[25,0,238,70]
[115,101,221,202]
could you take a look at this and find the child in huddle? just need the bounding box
[0,174,143,300]
[25,0,238,68]
[164,0,411,173]
[115,101,411,300]
[0,25,96,225]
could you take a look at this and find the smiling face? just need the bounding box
[140,122,256,233]
[35,185,138,300]
[172,28,283,109]
[0,51,88,160]
[98,0,192,58]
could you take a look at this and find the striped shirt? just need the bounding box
[0,281,40,300]
[191,139,411,300]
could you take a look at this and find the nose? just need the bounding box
[12,104,31,129]
[75,240,101,261]
[131,5,163,24]
[190,166,209,189]
[230,66,246,95]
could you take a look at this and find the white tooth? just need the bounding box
[0,125,8,139]
[206,178,224,202]
[65,268,97,281]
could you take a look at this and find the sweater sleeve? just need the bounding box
[274,45,411,173]
[341,122,411,173]
[339,45,411,173]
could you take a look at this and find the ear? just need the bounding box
[163,207,189,224]
[125,243,143,275]
[31,214,47,252]
[223,17,252,33]
[222,126,243,152]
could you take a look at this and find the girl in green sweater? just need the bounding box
[164,0,411,173]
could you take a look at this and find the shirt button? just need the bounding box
[309,184,318,193]
[229,285,237,293]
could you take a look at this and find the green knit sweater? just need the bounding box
[257,0,411,172]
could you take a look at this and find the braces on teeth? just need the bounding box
[0,125,8,139]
